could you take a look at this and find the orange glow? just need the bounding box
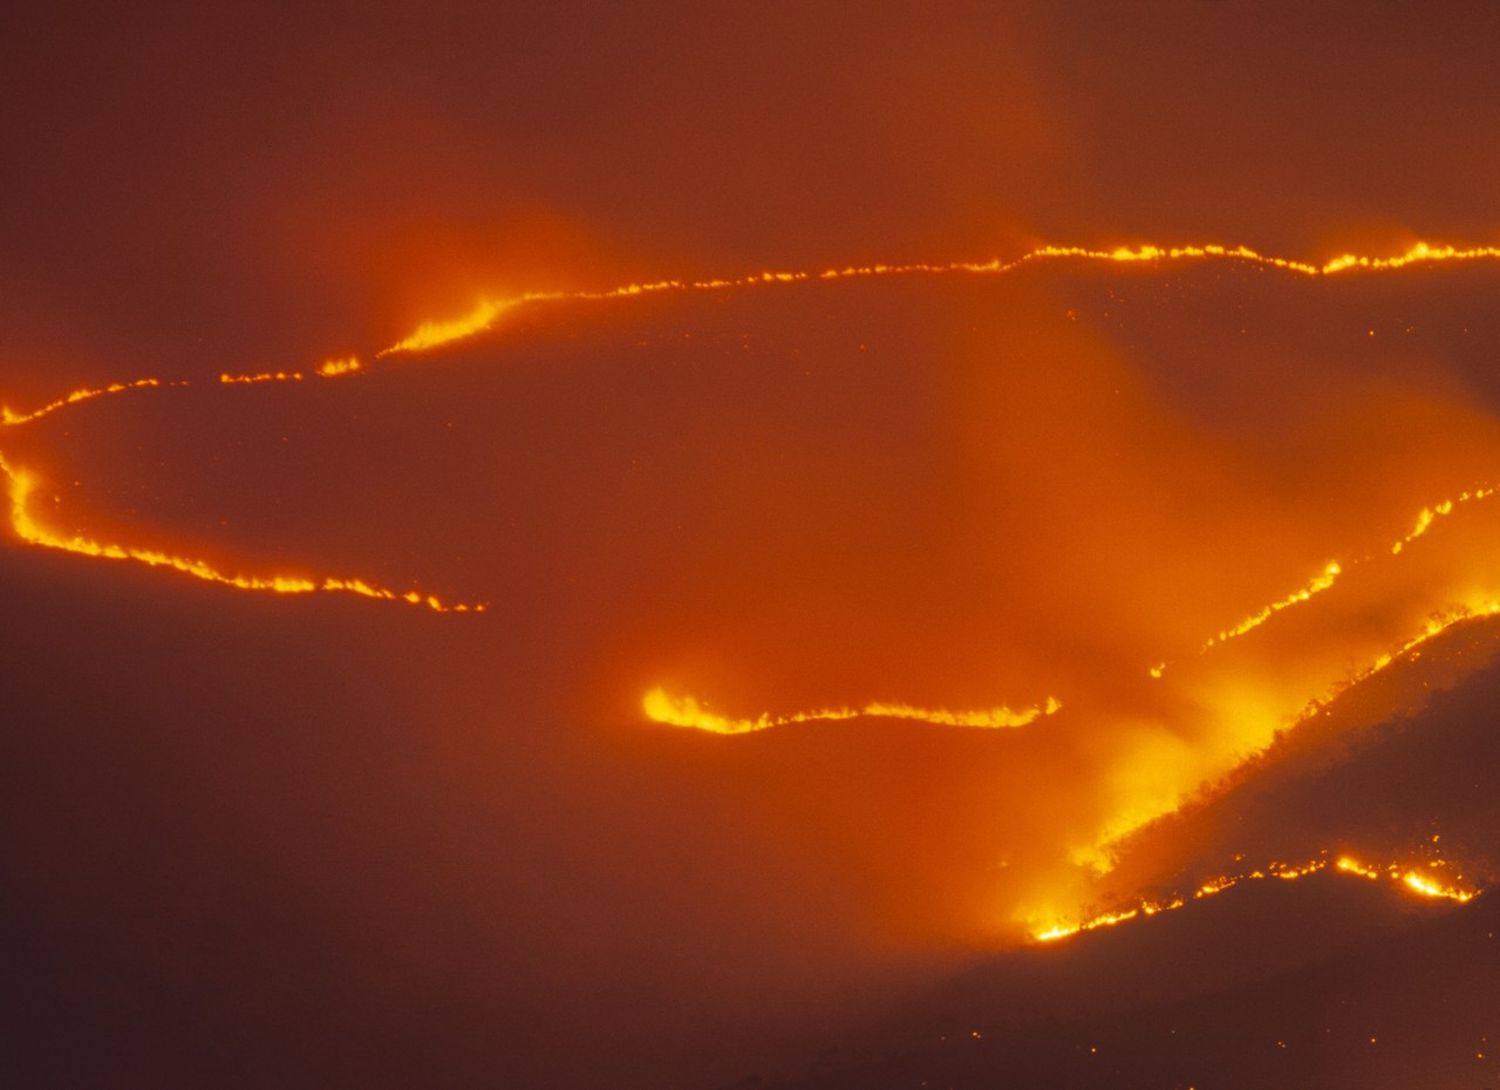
[1067,596,1500,883]
[0,452,484,613]
[642,686,1061,734]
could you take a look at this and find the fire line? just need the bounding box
[1031,852,1478,943]
[0,451,484,613]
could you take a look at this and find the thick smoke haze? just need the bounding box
[5,4,1500,1088]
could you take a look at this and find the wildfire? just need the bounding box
[316,356,363,378]
[3,240,1498,422]
[219,370,304,384]
[1,237,1499,729]
[369,240,1500,359]
[1146,482,1500,678]
[378,298,516,356]
[1336,856,1472,902]
[0,452,484,613]
[1202,561,1343,651]
[1391,487,1497,554]
[1402,871,1474,903]
[1320,241,1500,273]
[641,686,1061,734]
[2,236,1499,956]
[1,378,172,428]
[1033,853,1478,942]
[1357,603,1500,682]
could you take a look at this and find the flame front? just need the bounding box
[219,370,304,384]
[7,239,1500,422]
[642,686,1061,733]
[369,240,1500,361]
[1032,854,1479,942]
[1,378,171,427]
[378,299,517,356]
[1201,562,1343,652]
[316,356,363,378]
[0,452,483,613]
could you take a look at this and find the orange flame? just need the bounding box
[1,379,173,427]
[641,686,1061,734]
[315,356,363,378]
[0,241,1497,661]
[1146,482,1500,678]
[378,299,517,356]
[1391,487,1497,554]
[1202,561,1343,652]
[219,370,304,384]
[0,452,484,613]
[5,240,1499,424]
[371,240,1500,359]
[1034,853,1478,942]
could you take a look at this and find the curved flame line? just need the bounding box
[0,452,484,613]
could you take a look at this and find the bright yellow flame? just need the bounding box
[378,299,516,356]
[641,686,1060,734]
[316,356,363,378]
[1402,870,1474,903]
[1335,856,1384,881]
[1319,241,1500,273]
[1391,487,1496,554]
[0,452,484,613]
[1203,562,1342,651]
